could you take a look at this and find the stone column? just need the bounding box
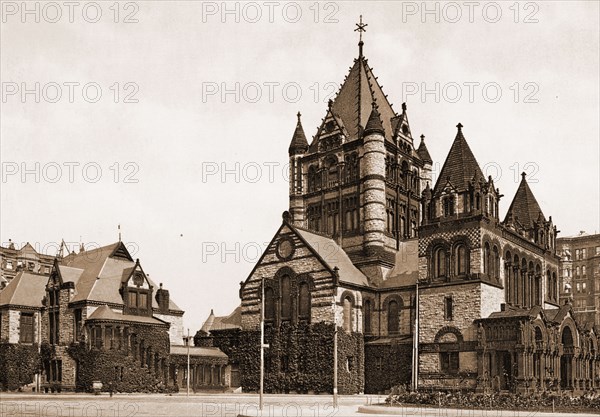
[513,266,520,306]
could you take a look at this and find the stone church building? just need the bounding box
[202,33,600,394]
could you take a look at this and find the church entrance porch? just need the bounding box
[495,351,513,390]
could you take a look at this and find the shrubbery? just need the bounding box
[386,385,600,412]
[0,343,41,391]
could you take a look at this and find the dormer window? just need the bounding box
[443,196,455,216]
[126,289,150,316]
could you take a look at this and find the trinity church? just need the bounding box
[199,25,600,394]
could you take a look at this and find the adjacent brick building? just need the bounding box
[202,33,600,395]
[557,232,600,325]
[0,240,54,290]
[0,241,228,392]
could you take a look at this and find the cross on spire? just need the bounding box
[355,15,367,57]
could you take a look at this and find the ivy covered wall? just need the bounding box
[67,324,172,393]
[364,341,412,394]
[208,322,364,394]
[0,343,40,391]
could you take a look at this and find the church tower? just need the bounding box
[286,31,427,283]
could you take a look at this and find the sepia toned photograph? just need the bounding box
[1,1,599,416]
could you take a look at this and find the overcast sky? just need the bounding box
[1,1,599,332]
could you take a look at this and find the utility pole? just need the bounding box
[411,283,419,392]
[259,277,269,410]
[186,328,190,397]
[333,298,338,408]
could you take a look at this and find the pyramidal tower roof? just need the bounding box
[312,21,397,144]
[433,123,484,195]
[504,173,546,229]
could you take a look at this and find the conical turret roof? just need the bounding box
[288,112,309,155]
[433,123,484,195]
[504,173,546,229]
[417,134,432,164]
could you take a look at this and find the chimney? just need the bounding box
[155,283,170,313]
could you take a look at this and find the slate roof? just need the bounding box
[503,173,546,229]
[416,135,433,164]
[288,112,309,154]
[364,103,385,136]
[433,125,484,196]
[61,242,182,312]
[381,240,419,288]
[293,226,370,286]
[200,306,242,334]
[170,345,228,358]
[0,271,46,308]
[312,55,397,144]
[87,304,168,326]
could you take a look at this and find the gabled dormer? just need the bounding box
[120,259,153,316]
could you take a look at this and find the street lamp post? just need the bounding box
[187,328,190,397]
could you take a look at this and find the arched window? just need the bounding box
[455,244,468,276]
[388,300,400,334]
[562,326,573,347]
[298,283,311,320]
[280,275,291,321]
[364,300,372,334]
[323,157,338,188]
[552,272,557,300]
[483,243,491,276]
[546,270,552,300]
[308,166,317,193]
[434,247,447,279]
[493,246,500,280]
[264,287,275,321]
[443,195,455,216]
[342,297,353,333]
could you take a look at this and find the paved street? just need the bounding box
[1,393,599,417]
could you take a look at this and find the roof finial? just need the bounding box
[118,224,121,242]
[297,111,302,122]
[420,134,425,141]
[328,99,333,109]
[521,171,527,180]
[402,102,407,113]
[456,122,463,132]
[355,15,367,58]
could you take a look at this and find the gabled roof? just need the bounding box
[433,124,484,196]
[317,55,397,143]
[60,242,181,312]
[503,173,546,229]
[292,225,370,286]
[87,304,168,326]
[170,345,228,358]
[381,240,419,288]
[200,306,242,334]
[0,271,47,308]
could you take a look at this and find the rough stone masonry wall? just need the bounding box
[360,131,386,254]
[418,282,482,377]
[241,225,336,330]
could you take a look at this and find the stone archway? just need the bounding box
[560,326,574,389]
